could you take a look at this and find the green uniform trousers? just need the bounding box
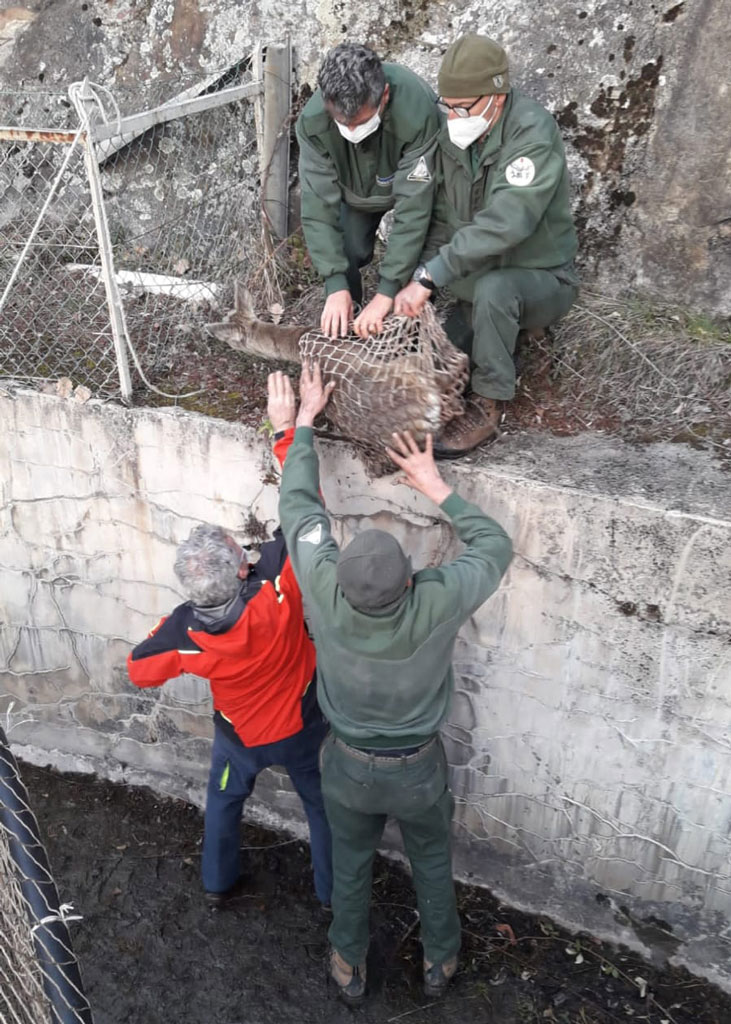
[319,732,461,967]
[446,266,578,400]
[339,206,384,305]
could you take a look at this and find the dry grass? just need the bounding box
[543,290,730,451]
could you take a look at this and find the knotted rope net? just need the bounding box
[297,303,469,450]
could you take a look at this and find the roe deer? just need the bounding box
[207,284,464,448]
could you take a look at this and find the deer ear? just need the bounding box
[206,321,248,349]
[233,282,256,320]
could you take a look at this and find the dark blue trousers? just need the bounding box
[201,705,332,904]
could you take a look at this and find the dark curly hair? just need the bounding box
[317,43,386,120]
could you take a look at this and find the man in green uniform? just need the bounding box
[268,363,512,1003]
[395,34,579,457]
[296,43,440,340]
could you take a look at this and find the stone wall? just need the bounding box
[1,1,730,313]
[1,387,729,989]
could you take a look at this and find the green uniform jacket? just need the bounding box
[296,63,440,299]
[424,90,578,288]
[279,427,513,746]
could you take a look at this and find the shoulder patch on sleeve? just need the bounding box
[299,523,323,545]
[407,155,432,182]
[505,156,536,186]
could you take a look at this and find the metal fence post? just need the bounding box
[72,80,133,401]
[261,38,292,244]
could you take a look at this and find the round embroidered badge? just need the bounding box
[505,156,536,186]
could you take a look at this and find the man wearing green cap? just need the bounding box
[270,363,512,1003]
[395,34,579,457]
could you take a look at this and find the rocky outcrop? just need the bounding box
[1,1,729,314]
[1,1,728,313]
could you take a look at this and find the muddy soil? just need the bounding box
[19,762,731,1024]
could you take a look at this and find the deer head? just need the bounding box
[206,283,307,363]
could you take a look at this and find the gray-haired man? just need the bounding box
[296,42,440,340]
[127,428,332,910]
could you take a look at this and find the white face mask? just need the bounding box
[335,108,381,145]
[447,96,497,150]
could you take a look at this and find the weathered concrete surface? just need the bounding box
[1,388,729,990]
[0,1,729,313]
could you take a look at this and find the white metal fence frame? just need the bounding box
[0,40,292,402]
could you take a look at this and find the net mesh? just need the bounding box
[209,287,470,450]
[299,303,469,448]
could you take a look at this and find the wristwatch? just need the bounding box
[411,264,436,292]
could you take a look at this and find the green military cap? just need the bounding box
[438,34,510,97]
[336,529,412,612]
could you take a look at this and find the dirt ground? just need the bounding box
[18,761,731,1024]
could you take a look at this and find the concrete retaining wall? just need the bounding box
[1,388,729,989]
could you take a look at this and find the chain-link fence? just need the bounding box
[0,89,121,395]
[0,46,286,404]
[0,726,93,1024]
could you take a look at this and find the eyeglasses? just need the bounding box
[436,96,486,118]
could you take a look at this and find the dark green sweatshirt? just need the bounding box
[278,427,513,745]
[296,63,440,299]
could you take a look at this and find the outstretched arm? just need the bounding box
[277,363,339,606]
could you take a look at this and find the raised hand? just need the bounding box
[266,371,296,432]
[385,431,452,505]
[296,360,337,428]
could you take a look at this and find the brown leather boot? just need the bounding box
[433,395,501,459]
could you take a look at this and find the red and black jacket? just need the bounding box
[127,430,316,747]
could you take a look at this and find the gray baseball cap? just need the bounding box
[336,530,412,611]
